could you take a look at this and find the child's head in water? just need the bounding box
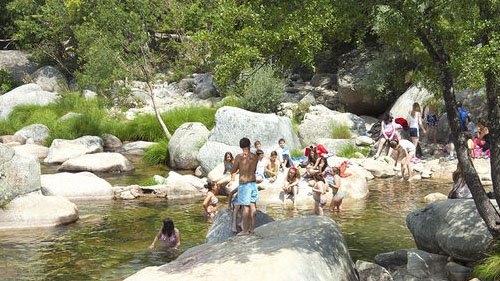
[162,218,175,237]
[204,181,215,191]
[279,138,285,148]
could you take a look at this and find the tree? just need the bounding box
[369,0,500,236]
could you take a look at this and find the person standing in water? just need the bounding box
[231,137,258,235]
[149,218,180,250]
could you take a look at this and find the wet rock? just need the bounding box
[406,199,496,262]
[124,216,358,281]
[116,141,156,156]
[31,66,68,92]
[14,124,50,145]
[44,136,104,164]
[445,262,472,281]
[0,83,57,120]
[205,208,275,243]
[113,185,143,200]
[58,152,134,173]
[169,122,209,169]
[101,134,122,152]
[41,172,113,200]
[355,260,393,281]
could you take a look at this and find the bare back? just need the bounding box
[232,152,258,184]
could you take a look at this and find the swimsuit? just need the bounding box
[161,233,177,244]
[209,197,218,207]
[238,182,258,206]
[224,163,232,177]
[334,193,345,199]
[426,114,438,126]
[315,198,327,205]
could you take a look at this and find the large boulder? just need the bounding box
[141,171,207,200]
[310,73,337,89]
[337,49,394,116]
[0,191,78,230]
[44,136,103,164]
[41,172,113,200]
[168,122,209,169]
[0,135,26,145]
[406,199,496,262]
[197,106,300,172]
[356,158,395,178]
[12,144,49,159]
[0,144,41,205]
[388,85,433,120]
[0,50,39,81]
[124,216,358,281]
[341,163,370,199]
[58,152,134,173]
[298,105,365,146]
[0,83,58,120]
[116,141,156,156]
[101,134,122,152]
[355,260,393,281]
[193,73,218,99]
[205,208,275,243]
[30,66,68,92]
[14,124,50,145]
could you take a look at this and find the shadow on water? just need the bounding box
[0,177,452,280]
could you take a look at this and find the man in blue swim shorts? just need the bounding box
[231,137,258,235]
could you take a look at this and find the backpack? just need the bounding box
[395,118,409,130]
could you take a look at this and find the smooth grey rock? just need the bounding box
[423,193,448,203]
[116,141,156,156]
[300,92,316,105]
[197,141,241,174]
[0,83,57,119]
[169,122,209,169]
[83,90,96,99]
[0,50,39,81]
[142,172,207,200]
[14,124,50,145]
[298,105,365,146]
[101,134,122,152]
[445,262,472,281]
[311,73,336,88]
[177,78,195,92]
[58,112,81,121]
[0,135,26,145]
[356,136,375,146]
[193,73,218,99]
[406,199,496,262]
[388,85,433,120]
[206,208,275,243]
[0,144,41,205]
[31,66,68,92]
[360,115,380,131]
[41,172,113,200]
[124,216,358,281]
[356,260,394,281]
[58,152,134,173]
[357,158,395,178]
[12,144,49,159]
[406,249,448,279]
[44,136,103,164]
[0,191,78,230]
[375,249,409,269]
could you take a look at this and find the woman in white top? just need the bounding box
[390,139,416,181]
[374,113,397,159]
[409,103,426,156]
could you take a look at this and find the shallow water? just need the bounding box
[1,165,452,280]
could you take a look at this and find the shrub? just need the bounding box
[293,102,310,123]
[331,123,352,139]
[139,177,159,186]
[0,68,22,95]
[291,148,304,158]
[142,139,169,165]
[337,143,369,158]
[474,242,500,281]
[238,64,285,113]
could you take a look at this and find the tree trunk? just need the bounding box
[415,27,500,237]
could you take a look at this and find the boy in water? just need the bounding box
[277,138,291,171]
[231,137,258,235]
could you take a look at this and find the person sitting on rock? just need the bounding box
[213,152,235,193]
[474,118,489,154]
[255,149,268,183]
[390,139,416,181]
[327,166,344,212]
[306,147,321,178]
[311,173,327,216]
[448,163,472,199]
[203,181,218,220]
[374,113,397,159]
[265,151,280,183]
[282,167,301,206]
[277,138,291,170]
[149,218,180,250]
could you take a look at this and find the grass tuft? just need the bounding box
[331,123,352,139]
[139,177,159,186]
[337,143,369,158]
[474,242,500,281]
[142,139,169,165]
[291,148,304,158]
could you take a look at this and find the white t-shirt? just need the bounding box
[399,139,416,154]
[256,158,267,175]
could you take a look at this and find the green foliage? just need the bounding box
[331,123,352,139]
[139,177,159,187]
[292,102,311,124]
[142,139,169,165]
[337,143,369,158]
[0,68,22,95]
[474,242,500,281]
[291,148,304,158]
[237,64,285,113]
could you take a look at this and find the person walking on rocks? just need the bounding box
[231,137,258,235]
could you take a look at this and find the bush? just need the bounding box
[142,139,169,165]
[293,102,310,123]
[238,64,285,113]
[0,68,22,95]
[291,148,304,158]
[337,143,369,158]
[474,242,500,281]
[331,123,352,139]
[139,177,159,186]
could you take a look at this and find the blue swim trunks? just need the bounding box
[238,182,258,206]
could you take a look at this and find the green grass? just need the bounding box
[474,242,500,281]
[337,143,370,158]
[331,123,352,139]
[142,139,169,165]
[291,148,304,158]
[139,177,159,186]
[292,119,300,135]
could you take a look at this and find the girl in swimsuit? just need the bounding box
[203,181,218,220]
[311,173,327,216]
[327,166,344,212]
[213,152,235,193]
[282,167,301,206]
[424,100,439,146]
[149,218,180,250]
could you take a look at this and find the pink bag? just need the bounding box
[473,148,483,158]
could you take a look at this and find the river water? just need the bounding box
[0,164,452,280]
